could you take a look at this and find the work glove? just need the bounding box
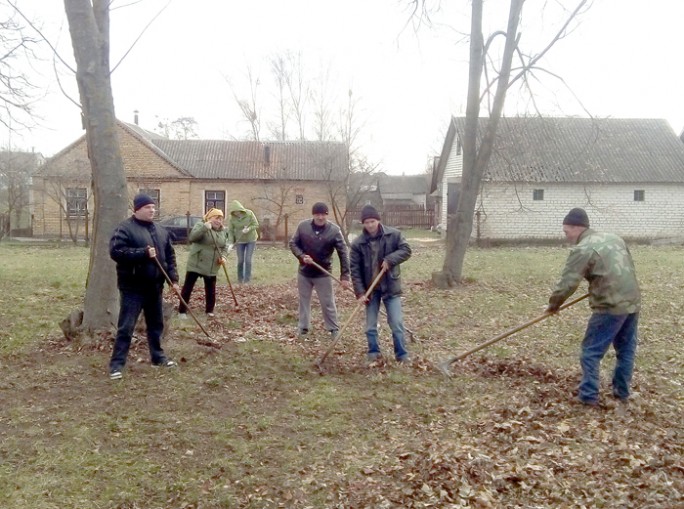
[227,244,234,252]
[204,221,213,230]
[242,226,250,234]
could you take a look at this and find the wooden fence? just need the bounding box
[348,205,435,229]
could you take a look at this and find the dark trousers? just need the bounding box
[110,287,166,370]
[178,271,217,314]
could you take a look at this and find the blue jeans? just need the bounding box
[365,292,408,360]
[579,312,639,403]
[236,242,256,283]
[110,288,167,371]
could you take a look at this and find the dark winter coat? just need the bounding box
[289,219,350,280]
[350,224,411,298]
[110,216,178,291]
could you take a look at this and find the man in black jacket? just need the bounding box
[350,205,411,364]
[289,202,350,338]
[108,193,180,380]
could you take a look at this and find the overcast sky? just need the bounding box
[3,0,684,175]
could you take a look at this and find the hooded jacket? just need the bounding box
[185,221,229,276]
[110,216,178,291]
[350,224,411,298]
[226,200,259,244]
[289,219,350,280]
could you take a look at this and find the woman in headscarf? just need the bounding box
[178,208,229,318]
[226,200,259,283]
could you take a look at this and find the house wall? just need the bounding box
[32,125,346,240]
[438,142,463,228]
[383,192,427,207]
[33,177,340,240]
[32,126,194,238]
[475,182,684,240]
[185,180,339,239]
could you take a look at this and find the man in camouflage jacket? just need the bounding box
[547,208,641,406]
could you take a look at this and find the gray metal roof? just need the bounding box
[150,139,348,181]
[450,116,684,183]
[378,173,430,194]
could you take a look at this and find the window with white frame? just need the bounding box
[532,189,544,201]
[205,190,225,214]
[66,187,87,217]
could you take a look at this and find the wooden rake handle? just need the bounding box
[210,230,239,307]
[151,252,213,339]
[442,292,589,367]
[315,265,388,368]
[309,260,418,341]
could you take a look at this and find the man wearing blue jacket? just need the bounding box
[289,202,350,339]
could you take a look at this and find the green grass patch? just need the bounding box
[0,241,682,508]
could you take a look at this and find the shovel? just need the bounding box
[315,266,387,371]
[309,260,418,342]
[437,293,589,376]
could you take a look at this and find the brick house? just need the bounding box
[431,116,684,241]
[32,121,348,240]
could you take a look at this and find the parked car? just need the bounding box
[157,215,202,244]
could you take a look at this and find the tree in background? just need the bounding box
[417,0,591,287]
[0,3,39,131]
[63,0,127,332]
[227,57,375,242]
[156,116,199,140]
[328,89,376,245]
[0,149,42,238]
[227,65,262,141]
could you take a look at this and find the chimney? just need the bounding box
[134,110,139,125]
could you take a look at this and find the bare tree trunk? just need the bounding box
[64,0,127,332]
[436,0,523,288]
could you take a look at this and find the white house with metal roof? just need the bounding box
[431,116,684,241]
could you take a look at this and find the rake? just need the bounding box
[309,260,418,342]
[437,293,589,377]
[152,252,214,340]
[315,266,387,371]
[209,230,239,308]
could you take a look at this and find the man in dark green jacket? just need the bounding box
[350,205,411,364]
[547,208,641,405]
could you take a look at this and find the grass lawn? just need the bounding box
[0,239,682,508]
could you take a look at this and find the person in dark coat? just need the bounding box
[108,193,179,380]
[289,202,351,338]
[350,205,411,364]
